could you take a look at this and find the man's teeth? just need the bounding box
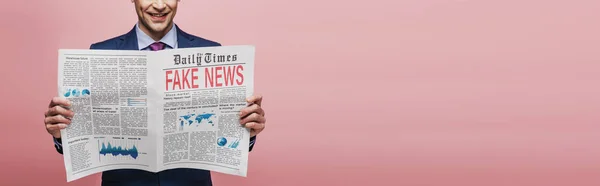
[152,13,165,16]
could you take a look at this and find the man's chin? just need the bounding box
[147,23,171,33]
[141,18,170,30]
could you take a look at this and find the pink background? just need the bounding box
[1,0,599,185]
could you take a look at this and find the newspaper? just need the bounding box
[57,45,255,182]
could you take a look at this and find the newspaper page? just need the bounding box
[152,46,254,177]
[57,45,254,182]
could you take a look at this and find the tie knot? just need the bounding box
[149,42,165,51]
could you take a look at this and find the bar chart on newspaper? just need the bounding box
[98,138,143,162]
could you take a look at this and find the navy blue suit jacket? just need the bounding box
[54,24,256,186]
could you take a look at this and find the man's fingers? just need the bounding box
[239,104,264,118]
[46,123,68,131]
[246,95,262,106]
[45,115,72,125]
[49,97,71,108]
[242,95,266,137]
[45,106,74,118]
[244,122,265,130]
[240,113,266,125]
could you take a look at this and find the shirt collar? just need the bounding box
[135,22,178,50]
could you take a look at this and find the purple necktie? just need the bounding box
[149,42,165,51]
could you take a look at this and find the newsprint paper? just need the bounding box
[57,45,255,182]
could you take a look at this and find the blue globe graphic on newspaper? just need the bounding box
[217,137,227,146]
[64,89,71,97]
[72,89,80,97]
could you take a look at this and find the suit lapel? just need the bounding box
[119,26,140,50]
[176,24,195,49]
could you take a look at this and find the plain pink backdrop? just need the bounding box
[1,0,599,185]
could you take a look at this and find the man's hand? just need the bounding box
[239,95,266,137]
[44,97,74,139]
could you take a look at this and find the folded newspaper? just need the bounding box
[57,45,255,182]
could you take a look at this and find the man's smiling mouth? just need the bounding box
[149,12,168,17]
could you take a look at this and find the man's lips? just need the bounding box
[147,12,169,21]
[149,13,167,17]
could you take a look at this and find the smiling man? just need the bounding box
[43,1,266,186]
